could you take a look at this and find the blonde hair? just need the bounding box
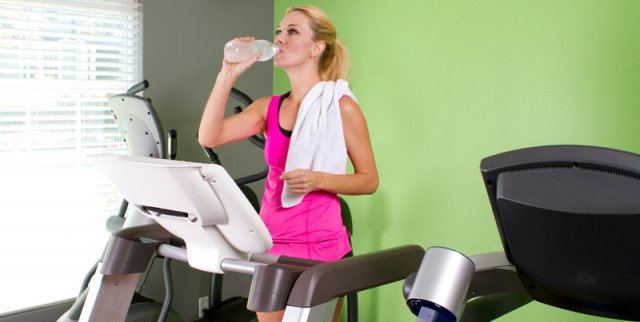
[285,5,349,81]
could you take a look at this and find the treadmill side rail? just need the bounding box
[287,245,425,308]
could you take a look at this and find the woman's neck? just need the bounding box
[285,65,322,105]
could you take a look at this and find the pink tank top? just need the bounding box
[259,94,351,261]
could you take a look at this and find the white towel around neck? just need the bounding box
[281,79,356,208]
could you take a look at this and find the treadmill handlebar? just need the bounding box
[286,245,425,308]
[157,244,269,275]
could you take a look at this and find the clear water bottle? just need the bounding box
[224,39,278,63]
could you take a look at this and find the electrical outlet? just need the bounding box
[198,296,209,319]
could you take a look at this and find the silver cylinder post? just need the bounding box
[407,247,475,321]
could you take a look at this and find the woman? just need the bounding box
[198,5,378,322]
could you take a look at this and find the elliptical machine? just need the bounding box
[62,81,274,322]
[58,80,182,322]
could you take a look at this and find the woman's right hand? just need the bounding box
[220,36,261,81]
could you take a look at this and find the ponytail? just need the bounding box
[320,39,349,81]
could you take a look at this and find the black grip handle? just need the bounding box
[203,147,222,165]
[126,80,149,95]
[230,87,254,106]
[234,167,269,186]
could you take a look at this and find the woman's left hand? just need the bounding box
[281,169,323,194]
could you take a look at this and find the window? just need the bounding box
[0,0,142,313]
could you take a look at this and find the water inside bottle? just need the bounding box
[224,39,278,63]
[224,41,253,63]
[253,40,278,62]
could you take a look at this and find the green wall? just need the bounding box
[274,1,639,321]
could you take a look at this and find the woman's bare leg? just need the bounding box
[332,297,344,322]
[257,310,285,322]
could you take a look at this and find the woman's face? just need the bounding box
[274,11,322,69]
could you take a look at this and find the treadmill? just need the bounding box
[83,154,424,322]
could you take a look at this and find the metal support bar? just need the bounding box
[466,252,529,300]
[158,244,267,276]
[158,244,188,262]
[221,258,264,275]
[79,262,140,322]
[458,252,533,321]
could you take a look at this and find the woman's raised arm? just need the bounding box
[198,37,268,148]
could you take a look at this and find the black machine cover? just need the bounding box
[480,145,640,320]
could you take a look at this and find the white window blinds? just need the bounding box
[0,0,142,152]
[0,0,143,313]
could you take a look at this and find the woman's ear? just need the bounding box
[310,41,326,58]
